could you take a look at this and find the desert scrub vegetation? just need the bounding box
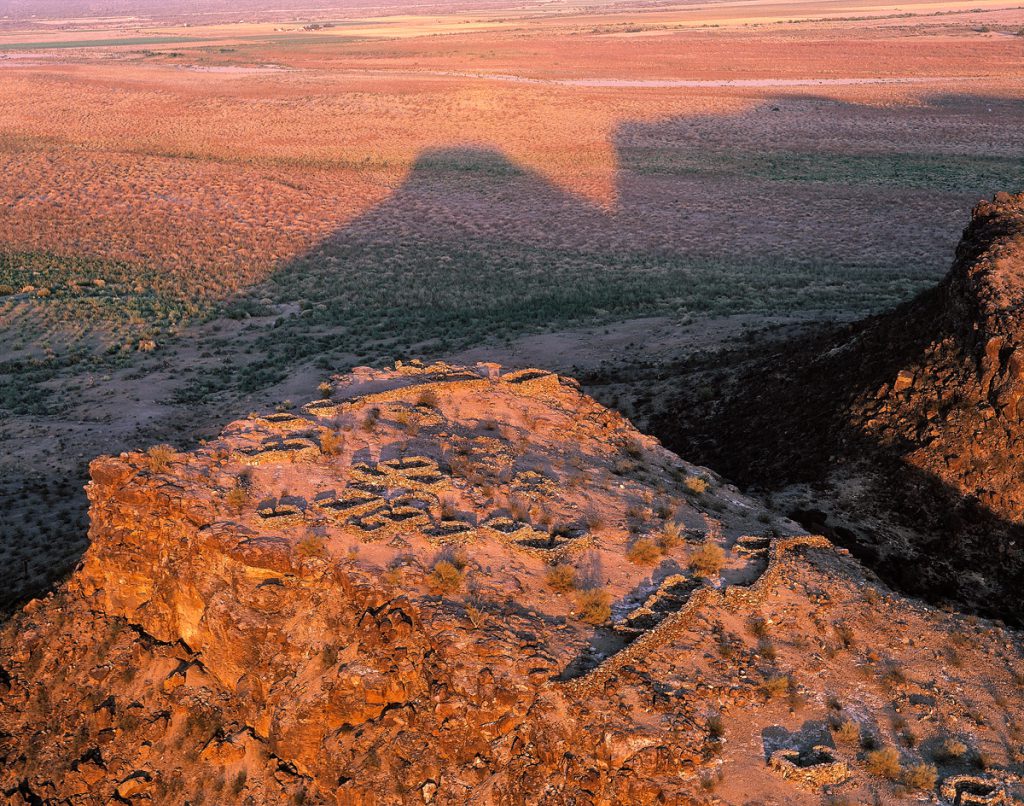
[656,521,684,551]
[145,444,176,472]
[683,475,709,495]
[865,746,902,780]
[626,536,661,565]
[575,588,612,625]
[7,85,1022,408]
[582,506,604,531]
[935,738,968,762]
[225,485,248,513]
[428,560,463,594]
[212,236,939,405]
[833,719,861,744]
[746,615,770,639]
[231,771,248,796]
[621,146,1024,194]
[415,388,441,409]
[833,620,855,649]
[320,430,344,457]
[296,535,327,559]
[688,542,725,577]
[759,673,793,700]
[546,563,577,592]
[622,437,644,459]
[0,250,206,348]
[706,711,726,741]
[902,762,937,791]
[880,660,907,691]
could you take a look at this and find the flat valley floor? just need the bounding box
[0,0,1022,606]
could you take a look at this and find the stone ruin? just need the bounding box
[768,745,849,789]
[941,772,1024,806]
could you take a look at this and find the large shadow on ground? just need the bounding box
[222,92,1024,392]
[3,92,1023,617]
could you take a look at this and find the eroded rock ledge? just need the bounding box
[2,362,1023,805]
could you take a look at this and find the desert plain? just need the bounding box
[0,0,1021,634]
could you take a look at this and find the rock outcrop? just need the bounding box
[654,192,1024,624]
[2,362,1023,804]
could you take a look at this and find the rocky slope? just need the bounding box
[1,361,1023,804]
[654,192,1024,625]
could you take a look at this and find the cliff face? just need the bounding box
[654,192,1024,624]
[2,363,1024,805]
[848,191,1024,518]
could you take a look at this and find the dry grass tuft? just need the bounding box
[865,747,901,780]
[444,547,469,571]
[656,521,684,551]
[902,762,937,791]
[575,589,612,625]
[622,437,644,459]
[362,407,380,432]
[225,485,248,513]
[509,496,531,523]
[626,537,661,565]
[706,711,725,739]
[546,564,577,592]
[684,476,708,495]
[834,719,861,744]
[833,620,855,649]
[428,560,463,594]
[760,673,792,699]
[582,506,604,531]
[392,409,420,436]
[320,430,344,456]
[416,388,440,410]
[880,661,906,690]
[937,738,968,761]
[689,542,725,577]
[296,535,326,559]
[145,444,176,472]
